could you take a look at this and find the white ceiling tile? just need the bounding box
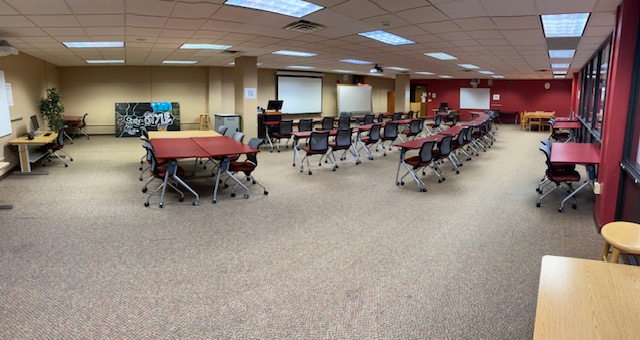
[395,6,448,24]
[42,27,85,36]
[438,31,472,41]
[200,20,243,32]
[0,27,46,36]
[477,38,510,45]
[304,9,358,27]
[371,0,436,12]
[492,16,540,29]
[65,0,124,15]
[418,21,462,34]
[410,34,442,43]
[126,14,167,28]
[479,0,537,16]
[334,20,376,34]
[507,37,545,45]
[126,0,174,16]
[159,29,194,38]
[588,12,616,26]
[5,0,71,15]
[126,27,162,37]
[0,15,37,27]
[361,14,411,30]
[433,0,488,19]
[454,18,497,30]
[28,15,80,27]
[451,39,481,47]
[500,29,542,39]
[171,2,220,19]
[16,36,57,43]
[85,27,125,36]
[189,30,227,39]
[77,15,124,27]
[595,0,622,12]
[386,26,426,38]
[331,0,388,20]
[467,30,503,39]
[0,1,19,15]
[535,0,597,14]
[583,26,613,37]
[165,18,206,30]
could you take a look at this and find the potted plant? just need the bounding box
[39,87,64,131]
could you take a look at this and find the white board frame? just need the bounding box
[460,88,490,110]
[337,84,372,115]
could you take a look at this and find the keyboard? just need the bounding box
[44,132,51,136]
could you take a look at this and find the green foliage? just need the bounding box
[39,88,65,131]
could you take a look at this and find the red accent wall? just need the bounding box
[411,79,572,121]
[594,0,639,228]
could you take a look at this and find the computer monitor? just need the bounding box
[30,115,40,136]
[267,100,283,111]
[439,102,449,111]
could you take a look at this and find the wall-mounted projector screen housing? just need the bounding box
[459,88,490,110]
[337,85,372,115]
[277,75,322,114]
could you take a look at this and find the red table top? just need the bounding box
[550,143,600,165]
[292,130,338,139]
[191,136,257,157]
[441,126,464,135]
[553,121,581,129]
[151,138,209,159]
[396,134,443,150]
[555,117,578,122]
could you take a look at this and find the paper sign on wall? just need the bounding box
[493,94,500,101]
[244,88,257,99]
[406,90,410,98]
[5,83,13,106]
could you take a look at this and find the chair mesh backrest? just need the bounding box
[438,135,453,156]
[143,143,159,173]
[406,111,414,119]
[539,145,552,169]
[246,137,264,165]
[409,119,422,134]
[335,128,353,147]
[139,126,149,138]
[310,131,329,151]
[369,124,382,141]
[419,140,436,164]
[298,119,313,132]
[464,125,473,142]
[540,138,551,149]
[279,120,293,135]
[56,128,65,145]
[450,115,459,125]
[338,116,350,130]
[321,117,334,130]
[456,127,467,145]
[231,131,245,142]
[434,114,443,126]
[392,112,402,121]
[384,122,399,138]
[217,125,228,135]
[81,113,88,127]
[377,113,384,122]
[364,114,374,124]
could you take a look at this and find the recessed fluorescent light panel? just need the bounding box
[478,70,494,75]
[86,60,125,64]
[551,63,570,69]
[548,49,576,58]
[162,60,198,64]
[425,52,457,60]
[229,62,263,66]
[492,75,505,78]
[63,42,124,48]
[553,70,568,75]
[554,75,566,78]
[340,59,372,65]
[358,30,415,46]
[458,64,479,69]
[541,13,590,37]
[224,0,323,18]
[386,67,409,71]
[180,44,232,50]
[438,75,453,78]
[287,65,314,69]
[272,50,317,57]
[416,71,434,75]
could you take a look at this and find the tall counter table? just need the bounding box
[534,255,640,339]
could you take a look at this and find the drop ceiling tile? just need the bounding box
[0,15,37,27]
[0,1,19,15]
[387,26,427,37]
[28,15,80,27]
[171,2,220,19]
[189,30,227,39]
[200,20,243,32]
[535,0,597,14]
[492,16,540,30]
[454,18,497,30]
[589,12,616,26]
[410,34,442,43]
[395,6,448,24]
[433,0,488,19]
[361,14,411,30]
[418,21,462,34]
[85,27,125,36]
[165,18,206,30]
[159,29,194,38]
[334,20,376,34]
[479,0,537,16]
[126,0,175,16]
[77,15,124,27]
[467,30,503,39]
[16,36,57,43]
[292,34,326,43]
[583,26,614,37]
[0,27,46,36]
[331,0,388,20]
[65,0,124,15]
[210,6,262,23]
[304,9,357,27]
[437,32,472,41]
[5,0,71,15]
[595,0,623,12]
[126,14,167,28]
[477,38,510,45]
[42,27,85,36]
[501,29,541,39]
[451,39,481,47]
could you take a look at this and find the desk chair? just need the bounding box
[328,127,360,168]
[70,113,90,139]
[402,118,424,141]
[391,112,402,121]
[357,123,383,160]
[300,131,331,175]
[427,114,444,134]
[363,114,374,125]
[271,120,293,152]
[380,121,399,155]
[224,138,268,198]
[536,139,576,194]
[318,117,334,131]
[337,116,351,130]
[433,135,459,178]
[549,118,571,142]
[198,125,230,169]
[444,115,459,128]
[470,123,489,152]
[451,126,472,161]
[43,128,73,167]
[376,113,385,123]
[298,119,313,132]
[141,144,198,208]
[536,145,580,212]
[399,140,437,192]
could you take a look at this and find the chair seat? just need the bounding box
[229,161,256,173]
[359,136,375,144]
[328,143,351,150]
[405,155,432,168]
[301,146,327,155]
[156,164,185,178]
[548,169,580,182]
[271,132,291,138]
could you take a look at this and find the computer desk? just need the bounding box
[0,161,12,209]
[8,132,58,175]
[534,255,640,339]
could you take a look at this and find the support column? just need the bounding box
[208,67,222,115]
[234,56,258,138]
[395,74,410,113]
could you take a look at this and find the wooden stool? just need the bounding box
[600,221,640,263]
[198,114,211,131]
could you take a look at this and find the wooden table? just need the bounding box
[534,255,640,339]
[8,132,58,174]
[521,111,554,131]
[148,130,221,139]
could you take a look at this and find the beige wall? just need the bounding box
[0,53,58,175]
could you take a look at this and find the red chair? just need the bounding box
[43,128,73,167]
[225,138,268,198]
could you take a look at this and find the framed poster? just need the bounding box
[115,102,180,137]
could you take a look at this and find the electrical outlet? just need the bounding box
[594,182,602,194]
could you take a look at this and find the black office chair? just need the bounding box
[357,123,383,160]
[337,116,351,130]
[451,126,472,162]
[271,120,293,152]
[298,119,313,132]
[401,118,424,141]
[363,114,374,125]
[300,131,331,175]
[328,127,360,167]
[427,114,444,133]
[536,145,580,212]
[432,135,459,177]
[405,111,414,119]
[43,128,73,167]
[391,112,402,121]
[380,121,399,155]
[399,140,437,192]
[225,138,268,198]
[376,113,385,122]
[318,117,334,131]
[445,115,459,128]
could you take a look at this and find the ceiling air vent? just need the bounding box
[283,20,324,33]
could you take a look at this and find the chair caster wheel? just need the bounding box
[456,170,460,174]
[383,154,386,157]
[438,179,442,183]
[224,184,229,188]
[396,181,400,186]
[212,199,217,204]
[252,180,256,184]
[558,207,564,212]
[263,191,268,195]
[142,188,147,193]
[159,203,164,208]
[401,181,405,185]
[536,203,541,207]
[144,202,149,207]
[139,166,143,170]
[368,157,373,160]
[244,194,249,199]
[572,204,577,209]
[70,158,73,161]
[179,197,184,202]
[65,164,68,167]
[293,163,296,167]
[308,171,312,175]
[193,201,199,206]
[277,150,280,153]
[300,169,303,172]
[421,188,427,192]
[231,193,236,197]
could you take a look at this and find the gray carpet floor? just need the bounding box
[0,124,602,338]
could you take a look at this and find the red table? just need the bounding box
[550,143,600,211]
[394,134,446,191]
[440,125,464,136]
[553,121,581,129]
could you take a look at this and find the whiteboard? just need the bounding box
[0,71,11,137]
[277,76,322,114]
[460,88,490,110]
[337,85,372,115]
